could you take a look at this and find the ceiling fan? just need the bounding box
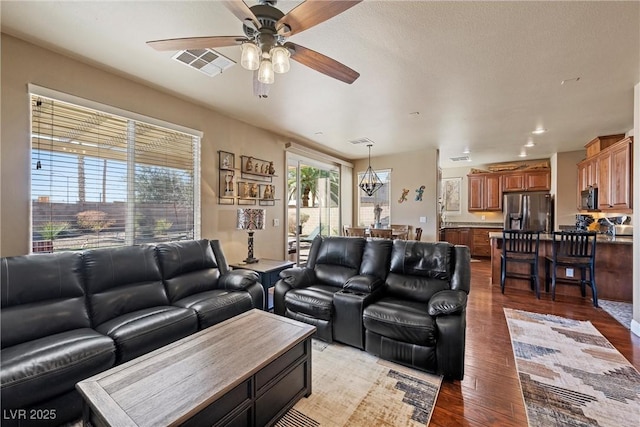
[147,0,361,95]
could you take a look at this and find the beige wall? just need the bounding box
[0,34,291,261]
[633,82,639,337]
[352,149,439,242]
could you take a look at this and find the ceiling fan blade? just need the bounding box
[147,36,246,51]
[285,42,359,84]
[277,0,362,36]
[222,0,261,30]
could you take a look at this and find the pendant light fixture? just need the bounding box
[359,144,383,196]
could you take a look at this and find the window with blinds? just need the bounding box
[31,94,200,252]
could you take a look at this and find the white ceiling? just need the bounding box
[2,1,638,167]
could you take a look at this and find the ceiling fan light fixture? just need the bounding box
[258,58,275,84]
[240,42,260,71]
[270,45,290,74]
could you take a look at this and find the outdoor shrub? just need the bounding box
[76,210,114,233]
[154,218,173,236]
[40,221,70,240]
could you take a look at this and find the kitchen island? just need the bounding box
[489,232,633,302]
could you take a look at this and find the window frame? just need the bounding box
[29,84,202,252]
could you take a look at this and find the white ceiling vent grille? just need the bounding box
[449,155,471,162]
[172,49,235,77]
[349,137,375,145]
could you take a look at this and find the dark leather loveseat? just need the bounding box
[1,239,262,427]
[274,236,470,379]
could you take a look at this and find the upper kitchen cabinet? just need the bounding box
[577,135,632,212]
[502,170,550,192]
[468,173,502,211]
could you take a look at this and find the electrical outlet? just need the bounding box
[566,268,574,278]
[273,219,279,227]
[419,216,427,223]
[481,215,486,221]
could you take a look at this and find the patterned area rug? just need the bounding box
[275,340,442,426]
[598,299,633,330]
[504,308,640,427]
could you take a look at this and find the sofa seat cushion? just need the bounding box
[174,289,253,329]
[95,306,197,363]
[0,328,115,408]
[363,298,436,346]
[284,285,340,321]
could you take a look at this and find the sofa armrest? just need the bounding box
[219,270,260,291]
[344,275,384,293]
[279,267,316,288]
[427,290,468,316]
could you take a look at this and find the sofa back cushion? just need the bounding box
[84,245,168,326]
[385,241,454,302]
[311,237,365,288]
[360,239,393,279]
[156,239,221,302]
[1,252,89,348]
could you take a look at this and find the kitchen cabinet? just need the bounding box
[502,170,550,192]
[467,174,502,211]
[471,228,502,257]
[577,136,632,212]
[442,228,471,247]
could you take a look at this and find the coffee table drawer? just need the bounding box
[255,361,308,426]
[182,380,252,427]
[255,341,306,391]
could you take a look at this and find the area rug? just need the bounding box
[598,299,633,330]
[504,308,640,427]
[275,340,442,426]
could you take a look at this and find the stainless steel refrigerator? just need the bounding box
[503,192,553,232]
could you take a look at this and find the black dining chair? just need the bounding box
[500,229,541,298]
[545,231,598,307]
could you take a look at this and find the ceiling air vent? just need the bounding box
[172,49,235,77]
[349,137,375,145]
[449,155,471,162]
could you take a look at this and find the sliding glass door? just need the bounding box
[287,156,340,265]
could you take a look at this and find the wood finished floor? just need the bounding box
[429,258,640,427]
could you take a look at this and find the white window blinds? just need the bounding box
[31,94,200,252]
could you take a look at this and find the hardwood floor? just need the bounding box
[429,258,639,426]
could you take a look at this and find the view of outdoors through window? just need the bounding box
[358,169,391,228]
[31,95,199,252]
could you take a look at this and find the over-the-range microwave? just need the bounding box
[580,187,598,210]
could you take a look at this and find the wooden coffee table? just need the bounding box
[76,310,315,427]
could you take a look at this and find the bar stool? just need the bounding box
[545,231,598,307]
[500,229,541,298]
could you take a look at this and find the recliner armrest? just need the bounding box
[428,290,468,316]
[344,275,383,293]
[279,267,316,288]
[219,270,260,291]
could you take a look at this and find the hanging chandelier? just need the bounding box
[359,144,383,197]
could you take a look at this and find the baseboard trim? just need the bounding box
[631,318,640,337]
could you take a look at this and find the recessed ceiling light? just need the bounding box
[531,128,547,135]
[518,151,528,158]
[462,148,471,154]
[524,140,535,148]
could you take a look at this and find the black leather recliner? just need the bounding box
[274,236,393,344]
[0,252,116,426]
[275,237,470,380]
[363,241,470,379]
[156,239,263,329]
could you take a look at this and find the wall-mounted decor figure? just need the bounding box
[268,161,275,175]
[225,173,234,195]
[245,156,253,172]
[398,188,409,203]
[415,185,425,201]
[250,183,259,198]
[263,184,273,199]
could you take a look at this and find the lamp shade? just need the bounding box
[240,42,260,71]
[270,46,290,74]
[237,209,265,231]
[258,58,275,84]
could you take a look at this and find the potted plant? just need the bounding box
[34,221,70,253]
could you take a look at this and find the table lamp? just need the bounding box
[237,208,265,264]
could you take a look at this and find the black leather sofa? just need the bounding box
[0,239,262,427]
[274,236,470,379]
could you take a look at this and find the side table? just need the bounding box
[230,259,295,311]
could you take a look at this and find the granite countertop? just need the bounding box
[488,232,633,245]
[441,222,503,229]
